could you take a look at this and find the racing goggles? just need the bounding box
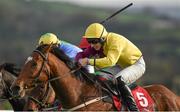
[86,38,101,44]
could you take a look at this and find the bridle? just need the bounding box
[28,83,52,109]
[25,49,52,109]
[28,48,77,108]
[33,50,50,84]
[0,71,17,102]
[23,49,51,89]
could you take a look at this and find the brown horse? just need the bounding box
[11,45,180,111]
[0,62,57,111]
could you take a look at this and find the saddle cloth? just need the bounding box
[112,85,155,111]
[95,71,155,111]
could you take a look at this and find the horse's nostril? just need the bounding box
[11,85,21,96]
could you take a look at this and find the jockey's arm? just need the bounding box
[89,43,123,68]
[75,46,92,62]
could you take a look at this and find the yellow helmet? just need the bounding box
[84,23,108,39]
[38,33,60,45]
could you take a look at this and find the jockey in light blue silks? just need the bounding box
[38,33,82,60]
[59,40,82,60]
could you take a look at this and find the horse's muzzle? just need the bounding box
[11,85,21,97]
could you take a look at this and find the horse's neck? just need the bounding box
[49,54,99,108]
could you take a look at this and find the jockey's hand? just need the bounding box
[78,58,89,67]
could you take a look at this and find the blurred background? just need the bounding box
[0,0,179,110]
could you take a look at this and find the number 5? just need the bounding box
[136,92,148,107]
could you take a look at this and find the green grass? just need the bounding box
[1,102,12,110]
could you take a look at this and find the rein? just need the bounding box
[33,49,82,83]
[47,66,81,82]
[33,50,50,83]
[62,96,108,111]
[0,72,20,102]
[28,83,51,109]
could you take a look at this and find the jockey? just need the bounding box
[38,33,82,60]
[75,23,146,111]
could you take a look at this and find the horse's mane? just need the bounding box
[36,45,94,84]
[36,45,75,69]
[0,63,20,77]
[51,46,76,70]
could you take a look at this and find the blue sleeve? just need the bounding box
[59,41,82,59]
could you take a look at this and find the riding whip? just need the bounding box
[100,3,133,24]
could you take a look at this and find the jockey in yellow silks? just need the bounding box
[75,23,146,111]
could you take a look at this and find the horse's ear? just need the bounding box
[45,43,53,53]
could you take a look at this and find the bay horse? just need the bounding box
[0,63,57,111]
[11,45,180,111]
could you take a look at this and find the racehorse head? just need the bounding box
[0,63,25,111]
[0,63,17,98]
[11,45,52,98]
[11,45,57,111]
